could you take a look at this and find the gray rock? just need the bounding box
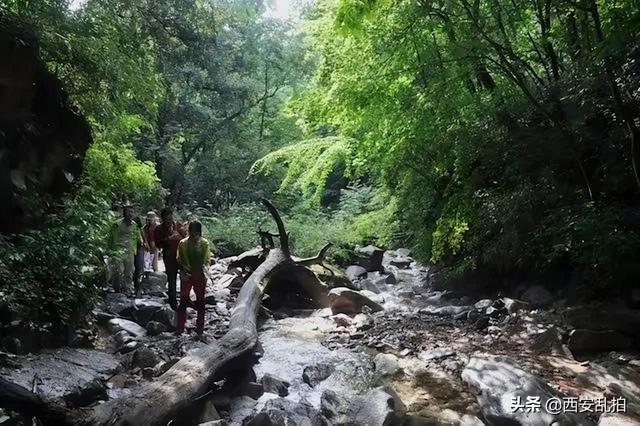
[146,321,168,336]
[107,318,147,338]
[462,354,591,425]
[521,285,554,308]
[303,363,335,387]
[418,347,455,362]
[0,348,118,407]
[132,346,159,369]
[345,265,368,281]
[260,373,290,397]
[320,389,349,423]
[374,353,401,376]
[355,245,385,272]
[530,327,570,356]
[346,386,406,426]
[370,272,397,285]
[502,297,520,314]
[245,397,323,426]
[328,287,383,315]
[568,329,633,356]
[132,298,165,326]
[474,299,493,310]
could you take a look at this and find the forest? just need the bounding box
[1,0,640,425]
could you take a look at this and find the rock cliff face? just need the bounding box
[0,28,91,233]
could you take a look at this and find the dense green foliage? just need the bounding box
[283,0,640,289]
[2,0,639,325]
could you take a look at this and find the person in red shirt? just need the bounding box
[155,207,186,310]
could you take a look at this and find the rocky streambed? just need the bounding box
[1,247,640,425]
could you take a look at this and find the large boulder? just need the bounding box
[568,329,633,356]
[328,287,383,315]
[521,285,554,308]
[354,245,385,272]
[345,386,406,426]
[462,354,591,425]
[0,348,119,407]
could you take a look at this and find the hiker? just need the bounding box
[133,214,145,296]
[107,202,142,295]
[155,207,185,309]
[176,220,211,336]
[142,211,158,272]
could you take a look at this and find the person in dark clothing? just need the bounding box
[133,215,145,296]
[155,207,186,310]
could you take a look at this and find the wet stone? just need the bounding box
[107,318,147,338]
[303,362,335,387]
[260,373,290,397]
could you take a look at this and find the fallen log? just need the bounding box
[0,199,331,425]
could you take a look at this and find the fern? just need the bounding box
[250,136,354,204]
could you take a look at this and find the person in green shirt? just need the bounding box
[107,202,142,296]
[176,220,212,335]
